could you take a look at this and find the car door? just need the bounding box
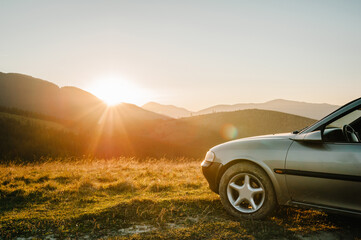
[285,108,361,212]
[285,140,361,211]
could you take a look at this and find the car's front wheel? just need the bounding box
[219,162,276,219]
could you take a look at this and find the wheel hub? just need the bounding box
[227,173,265,213]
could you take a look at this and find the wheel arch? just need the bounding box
[216,158,285,205]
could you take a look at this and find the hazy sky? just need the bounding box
[1,0,361,110]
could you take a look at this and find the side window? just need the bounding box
[323,108,361,143]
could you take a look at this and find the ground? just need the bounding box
[0,158,360,239]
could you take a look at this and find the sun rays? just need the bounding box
[69,102,136,157]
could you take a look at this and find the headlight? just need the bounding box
[201,151,215,167]
[204,151,215,162]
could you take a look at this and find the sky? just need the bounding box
[1,0,361,111]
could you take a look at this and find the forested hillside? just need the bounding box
[0,106,316,162]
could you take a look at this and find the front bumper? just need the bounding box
[201,161,223,194]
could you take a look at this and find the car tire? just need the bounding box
[219,162,276,219]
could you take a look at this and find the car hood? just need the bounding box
[242,132,295,141]
[211,132,296,152]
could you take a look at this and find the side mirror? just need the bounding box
[292,130,323,142]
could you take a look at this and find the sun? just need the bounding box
[86,75,149,106]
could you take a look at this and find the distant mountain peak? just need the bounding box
[142,101,192,118]
[143,101,190,110]
[266,99,289,103]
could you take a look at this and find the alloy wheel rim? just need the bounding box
[227,173,265,213]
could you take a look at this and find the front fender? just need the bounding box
[211,137,293,205]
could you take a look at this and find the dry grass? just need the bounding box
[0,157,360,239]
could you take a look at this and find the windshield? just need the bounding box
[326,108,361,129]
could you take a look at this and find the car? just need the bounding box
[201,97,361,219]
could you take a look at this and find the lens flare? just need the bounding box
[220,124,238,140]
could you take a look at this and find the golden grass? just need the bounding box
[0,157,359,239]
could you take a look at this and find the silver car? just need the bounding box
[201,97,361,219]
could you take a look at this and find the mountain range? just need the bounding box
[142,99,339,120]
[0,72,168,124]
[1,72,339,121]
[0,71,317,160]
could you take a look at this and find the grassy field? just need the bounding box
[0,158,360,239]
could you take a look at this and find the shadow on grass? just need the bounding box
[0,198,280,239]
[271,206,361,239]
[0,189,49,213]
[1,198,360,239]
[68,199,296,239]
